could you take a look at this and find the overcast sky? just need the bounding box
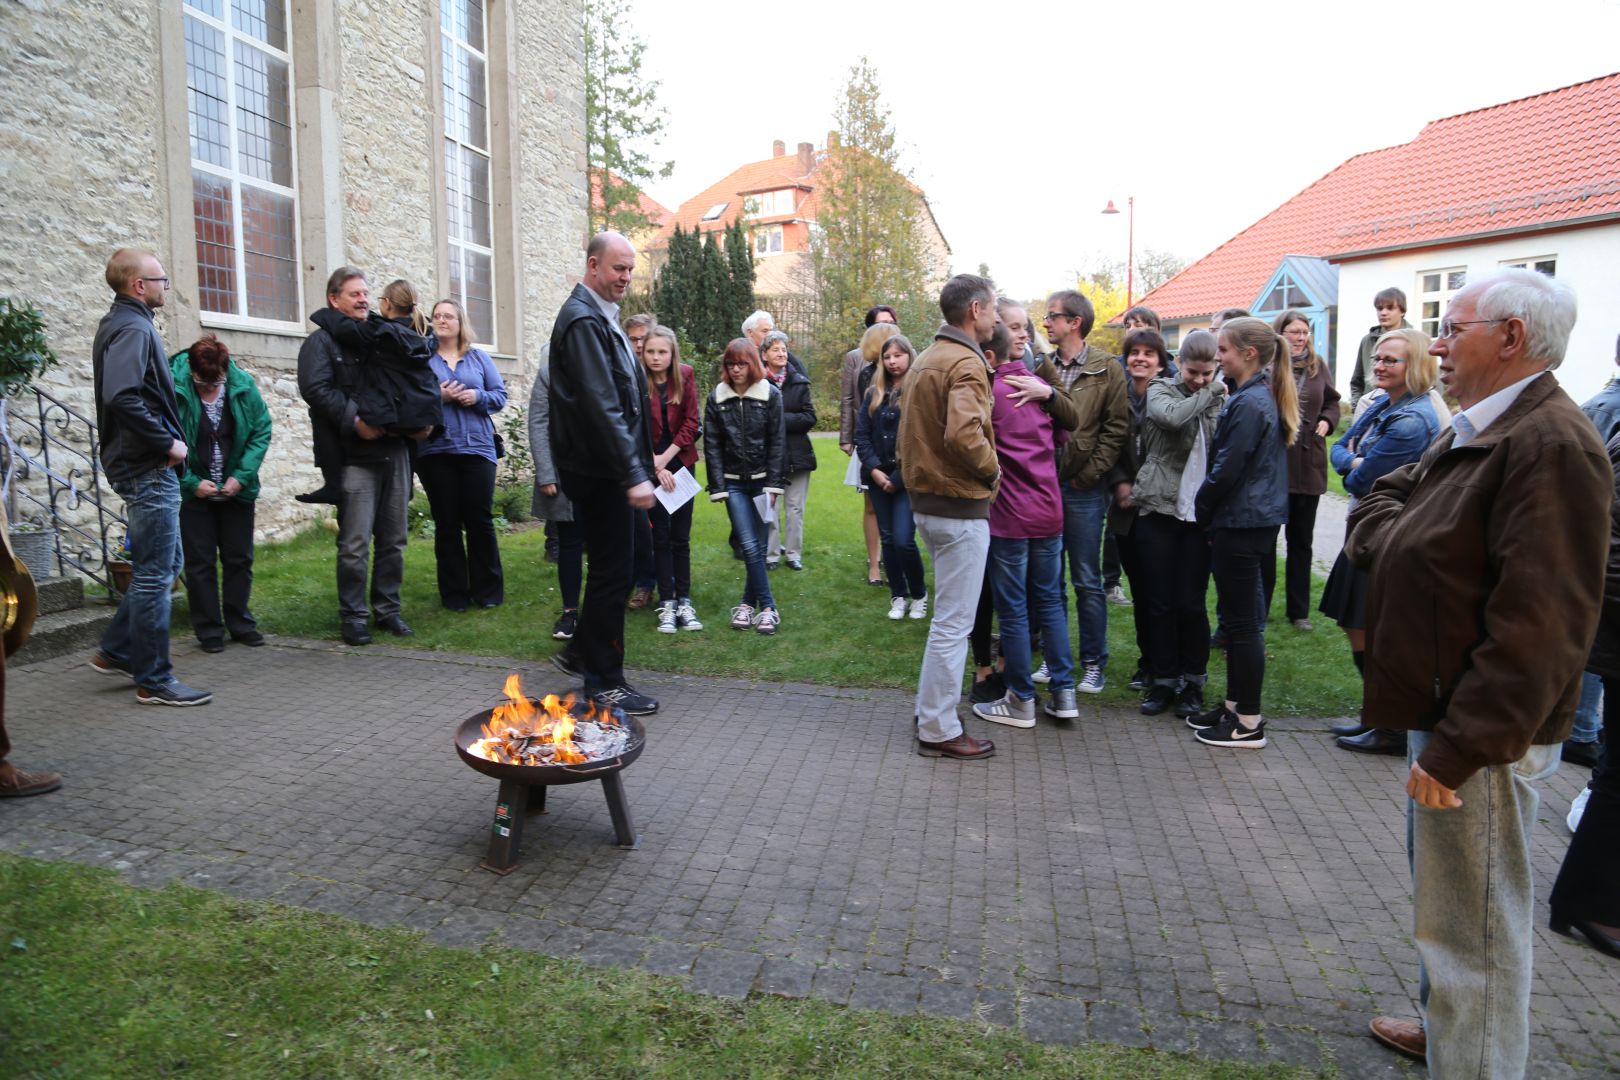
[633,0,1620,300]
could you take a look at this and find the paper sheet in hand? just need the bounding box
[843,452,863,488]
[752,492,777,525]
[655,466,701,513]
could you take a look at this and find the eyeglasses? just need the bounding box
[1370,357,1407,368]
[1042,313,1071,323]
[140,276,171,288]
[1436,318,1503,340]
[722,361,750,369]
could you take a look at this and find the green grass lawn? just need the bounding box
[235,439,1359,717]
[0,855,1328,1080]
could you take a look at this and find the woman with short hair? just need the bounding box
[172,335,273,651]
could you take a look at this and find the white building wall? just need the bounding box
[1334,224,1620,403]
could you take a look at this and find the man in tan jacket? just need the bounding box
[1350,269,1609,1077]
[898,274,1001,759]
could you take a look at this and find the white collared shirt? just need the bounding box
[586,287,636,376]
[1451,371,1545,447]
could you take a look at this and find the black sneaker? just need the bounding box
[1174,682,1205,720]
[1140,683,1176,716]
[135,680,212,707]
[593,684,658,716]
[549,650,584,680]
[1196,715,1267,749]
[1186,702,1233,731]
[970,671,1006,704]
[1128,666,1150,691]
[552,609,578,641]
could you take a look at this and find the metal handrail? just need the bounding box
[1,386,126,590]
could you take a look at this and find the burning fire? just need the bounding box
[467,674,622,767]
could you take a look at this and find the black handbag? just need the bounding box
[493,432,506,459]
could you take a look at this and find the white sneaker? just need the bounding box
[656,600,677,634]
[888,596,908,621]
[754,607,780,635]
[908,596,928,620]
[675,598,704,631]
[1568,786,1591,833]
[972,692,1036,729]
[730,603,755,630]
[1078,664,1105,694]
[1106,584,1132,606]
[1032,661,1051,684]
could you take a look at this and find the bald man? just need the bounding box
[88,248,210,706]
[546,233,659,715]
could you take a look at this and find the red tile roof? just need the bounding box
[589,171,673,229]
[655,151,822,246]
[1140,71,1620,321]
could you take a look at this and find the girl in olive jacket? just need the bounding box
[171,336,272,651]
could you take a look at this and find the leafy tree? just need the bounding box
[809,58,933,383]
[585,0,672,236]
[723,220,756,340]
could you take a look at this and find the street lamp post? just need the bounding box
[1101,197,1134,307]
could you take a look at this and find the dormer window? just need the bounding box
[746,189,795,219]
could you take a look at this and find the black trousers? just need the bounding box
[1114,527,1149,673]
[632,507,655,590]
[649,498,693,601]
[415,453,503,608]
[1211,525,1277,715]
[1134,512,1211,682]
[1550,675,1619,926]
[180,496,257,644]
[1261,493,1318,621]
[1102,531,1122,590]
[560,471,632,689]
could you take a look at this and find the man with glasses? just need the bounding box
[1348,269,1609,1076]
[87,248,210,705]
[1042,290,1128,694]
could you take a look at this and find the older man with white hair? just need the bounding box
[742,309,807,378]
[1347,268,1611,1078]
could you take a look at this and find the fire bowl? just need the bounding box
[453,698,646,785]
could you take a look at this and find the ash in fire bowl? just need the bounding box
[466,674,632,767]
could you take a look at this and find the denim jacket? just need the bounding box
[1331,391,1443,499]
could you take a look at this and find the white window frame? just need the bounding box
[185,0,304,333]
[1416,266,1468,339]
[753,225,784,256]
[746,189,794,219]
[441,0,497,349]
[1500,255,1557,277]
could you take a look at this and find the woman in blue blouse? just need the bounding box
[417,299,509,610]
[1320,327,1443,753]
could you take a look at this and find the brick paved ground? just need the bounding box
[3,638,1615,1078]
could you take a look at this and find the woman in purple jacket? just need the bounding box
[417,299,509,610]
[971,323,1080,729]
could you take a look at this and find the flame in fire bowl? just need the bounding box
[454,676,646,785]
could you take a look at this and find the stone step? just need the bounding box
[12,604,114,665]
[35,575,85,616]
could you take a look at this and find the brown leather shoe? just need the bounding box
[1369,1016,1425,1061]
[0,765,63,798]
[627,586,653,610]
[917,733,995,759]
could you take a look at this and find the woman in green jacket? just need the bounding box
[171,336,272,652]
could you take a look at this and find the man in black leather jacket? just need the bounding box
[547,232,658,715]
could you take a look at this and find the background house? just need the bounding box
[0,0,587,539]
[650,137,951,299]
[1138,72,1620,398]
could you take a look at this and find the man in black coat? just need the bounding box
[88,248,210,706]
[297,267,426,646]
[547,233,658,715]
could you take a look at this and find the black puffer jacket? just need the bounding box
[310,309,441,434]
[775,367,818,473]
[1587,430,1620,679]
[853,386,904,491]
[1194,370,1288,530]
[704,378,786,496]
[548,284,653,489]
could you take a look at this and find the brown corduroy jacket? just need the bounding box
[1348,372,1611,790]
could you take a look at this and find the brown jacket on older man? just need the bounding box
[1347,373,1611,790]
[897,325,999,518]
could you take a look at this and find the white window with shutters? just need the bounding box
[184,0,302,328]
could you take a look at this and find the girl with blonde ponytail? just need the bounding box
[1186,317,1293,751]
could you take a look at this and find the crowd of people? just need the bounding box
[0,237,1609,1080]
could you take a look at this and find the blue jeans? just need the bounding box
[725,483,775,610]
[990,535,1074,699]
[868,486,926,600]
[1573,671,1602,743]
[1060,482,1109,667]
[101,467,184,689]
[1407,730,1560,1080]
